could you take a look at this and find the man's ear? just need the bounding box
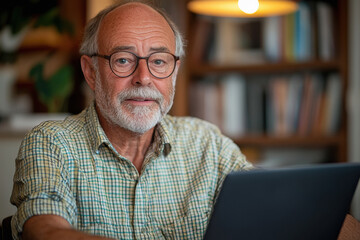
[173,59,181,77]
[81,55,96,91]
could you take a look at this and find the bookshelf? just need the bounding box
[177,0,348,165]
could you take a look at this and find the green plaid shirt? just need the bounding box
[11,102,252,240]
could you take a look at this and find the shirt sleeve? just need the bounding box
[10,128,77,239]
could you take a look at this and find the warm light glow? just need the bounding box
[238,0,259,14]
[86,0,113,20]
[187,0,298,18]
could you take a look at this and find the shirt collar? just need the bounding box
[156,117,172,156]
[85,101,173,156]
[85,101,110,153]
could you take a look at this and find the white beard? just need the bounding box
[95,79,174,134]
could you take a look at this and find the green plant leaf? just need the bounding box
[33,7,74,35]
[30,62,52,104]
[29,60,74,112]
[29,62,44,83]
[47,65,74,99]
[33,7,59,28]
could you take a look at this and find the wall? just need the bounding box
[0,137,22,220]
[348,0,360,220]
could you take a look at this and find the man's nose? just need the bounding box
[131,59,152,86]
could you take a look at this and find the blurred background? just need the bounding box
[0,0,359,221]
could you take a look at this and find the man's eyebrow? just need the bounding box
[110,46,171,54]
[149,47,170,53]
[111,46,135,52]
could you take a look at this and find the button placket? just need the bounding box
[133,176,149,237]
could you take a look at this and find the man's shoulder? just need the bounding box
[162,115,222,136]
[29,109,87,137]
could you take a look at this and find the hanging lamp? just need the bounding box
[187,0,298,18]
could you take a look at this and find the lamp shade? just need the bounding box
[187,0,298,18]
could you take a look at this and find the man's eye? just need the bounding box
[153,59,165,65]
[116,58,128,64]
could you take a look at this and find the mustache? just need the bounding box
[117,86,164,105]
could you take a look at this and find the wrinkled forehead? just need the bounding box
[98,3,176,53]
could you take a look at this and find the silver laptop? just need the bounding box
[204,163,360,240]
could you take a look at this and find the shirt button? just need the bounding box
[95,150,100,154]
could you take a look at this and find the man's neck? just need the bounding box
[97,110,155,173]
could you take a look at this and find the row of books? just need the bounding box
[191,1,336,64]
[263,1,335,62]
[189,73,342,138]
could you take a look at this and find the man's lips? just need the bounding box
[124,98,158,106]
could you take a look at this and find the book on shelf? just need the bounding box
[283,12,296,62]
[189,76,222,127]
[324,73,342,135]
[309,73,326,135]
[294,2,315,61]
[271,77,290,135]
[317,2,336,60]
[263,16,282,62]
[265,75,303,136]
[214,18,234,65]
[297,74,310,135]
[246,77,266,135]
[286,75,304,135]
[203,79,222,128]
[221,74,247,137]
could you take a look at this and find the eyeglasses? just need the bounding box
[91,51,180,79]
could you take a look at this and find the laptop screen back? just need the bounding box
[203,163,360,240]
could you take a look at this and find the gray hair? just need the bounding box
[79,0,185,58]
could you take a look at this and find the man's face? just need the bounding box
[94,3,179,133]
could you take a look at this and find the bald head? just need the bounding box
[80,1,185,58]
[97,2,176,56]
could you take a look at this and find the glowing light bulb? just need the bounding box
[238,0,259,14]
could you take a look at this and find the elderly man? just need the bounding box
[10,1,252,239]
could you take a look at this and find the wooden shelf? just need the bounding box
[189,60,340,76]
[233,135,341,147]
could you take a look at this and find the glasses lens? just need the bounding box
[148,52,176,78]
[110,52,137,77]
